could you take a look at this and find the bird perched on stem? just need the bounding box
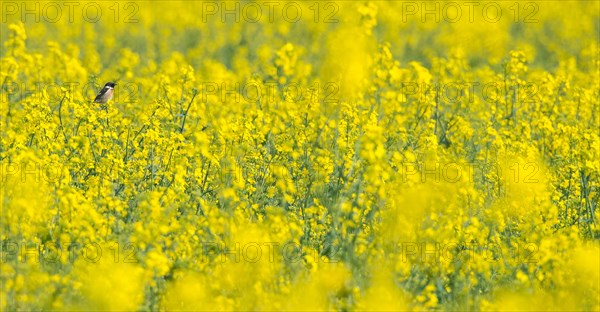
[93,82,117,107]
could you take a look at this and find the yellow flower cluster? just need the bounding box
[1,1,598,310]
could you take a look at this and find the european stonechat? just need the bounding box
[94,82,117,104]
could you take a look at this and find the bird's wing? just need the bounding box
[94,87,110,102]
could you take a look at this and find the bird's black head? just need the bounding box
[105,82,117,88]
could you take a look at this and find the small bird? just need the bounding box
[93,82,117,105]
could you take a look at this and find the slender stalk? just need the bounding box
[180,89,198,133]
[57,93,68,143]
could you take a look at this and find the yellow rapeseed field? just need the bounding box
[1,1,599,310]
